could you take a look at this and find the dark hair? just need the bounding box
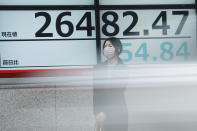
[103,37,122,55]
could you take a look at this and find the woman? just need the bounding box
[102,37,123,65]
[93,37,128,131]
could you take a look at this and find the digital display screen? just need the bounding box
[100,9,196,64]
[0,11,97,67]
[0,0,196,70]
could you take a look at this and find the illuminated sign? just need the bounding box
[0,10,97,67]
[0,0,196,70]
[100,9,196,64]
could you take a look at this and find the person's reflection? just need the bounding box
[93,37,128,131]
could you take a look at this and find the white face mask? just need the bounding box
[104,46,115,59]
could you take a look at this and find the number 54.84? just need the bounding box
[121,42,190,62]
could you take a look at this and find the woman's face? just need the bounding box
[103,40,116,59]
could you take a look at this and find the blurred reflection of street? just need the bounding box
[0,64,197,131]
